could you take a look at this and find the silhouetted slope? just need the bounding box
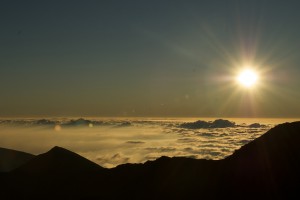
[228,121,300,164]
[109,156,221,199]
[0,147,34,172]
[5,146,107,199]
[14,146,103,174]
[220,121,300,198]
[2,122,300,199]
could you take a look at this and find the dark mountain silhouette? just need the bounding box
[0,147,34,172]
[3,146,108,199]
[220,122,300,198]
[1,121,300,199]
[14,146,104,174]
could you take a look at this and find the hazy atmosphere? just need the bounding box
[1,0,300,117]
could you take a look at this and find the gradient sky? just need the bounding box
[1,0,300,117]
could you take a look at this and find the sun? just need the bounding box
[237,69,258,88]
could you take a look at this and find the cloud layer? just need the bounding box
[0,118,275,168]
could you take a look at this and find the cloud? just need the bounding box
[0,118,274,168]
[144,147,177,153]
[177,138,199,143]
[238,139,252,145]
[198,132,215,137]
[114,122,132,128]
[126,141,145,144]
[144,155,159,160]
[96,153,130,168]
[179,119,235,129]
[179,120,210,129]
[34,119,58,125]
[248,123,265,128]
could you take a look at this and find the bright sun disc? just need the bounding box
[237,69,258,88]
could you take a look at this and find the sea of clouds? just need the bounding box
[0,118,276,168]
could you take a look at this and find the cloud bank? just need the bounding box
[0,118,274,168]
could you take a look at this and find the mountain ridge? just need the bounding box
[13,146,104,174]
[1,121,300,199]
[0,147,35,172]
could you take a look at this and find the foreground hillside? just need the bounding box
[0,147,34,172]
[1,121,300,199]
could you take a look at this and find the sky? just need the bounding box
[1,0,300,117]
